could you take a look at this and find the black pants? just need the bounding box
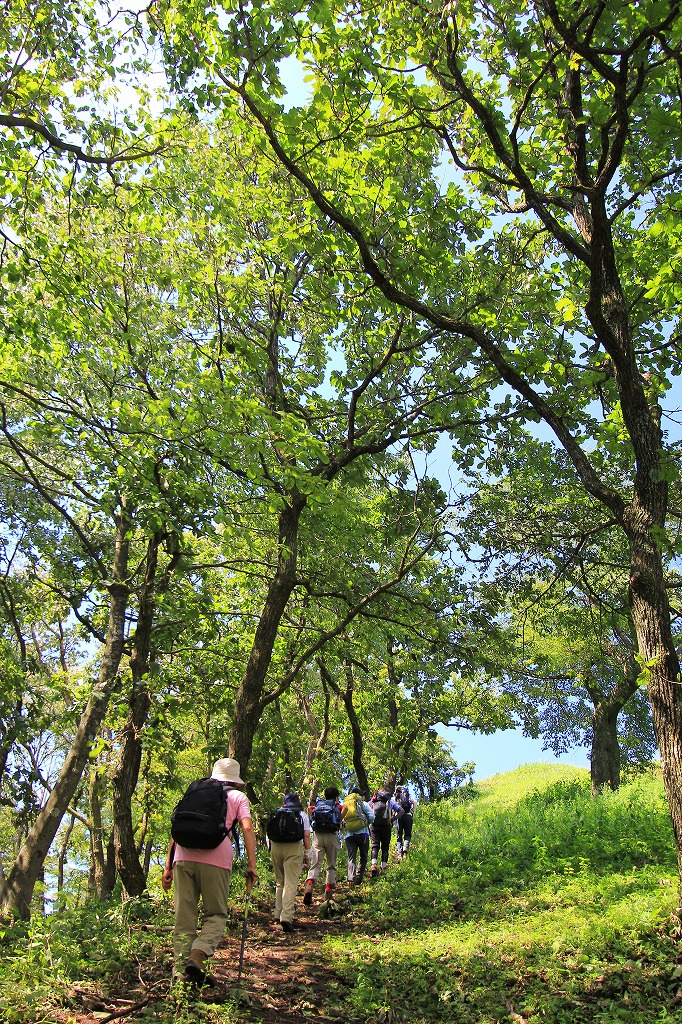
[345,833,369,882]
[397,813,413,848]
[370,820,392,864]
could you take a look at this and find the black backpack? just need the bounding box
[371,789,392,822]
[171,778,236,850]
[266,806,305,843]
[311,797,342,833]
[396,788,412,814]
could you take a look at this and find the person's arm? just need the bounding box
[303,813,312,864]
[239,815,259,893]
[161,841,175,892]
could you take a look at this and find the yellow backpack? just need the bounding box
[343,792,368,833]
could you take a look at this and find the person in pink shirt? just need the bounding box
[162,758,258,985]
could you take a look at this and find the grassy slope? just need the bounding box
[326,764,682,1023]
[2,763,681,1023]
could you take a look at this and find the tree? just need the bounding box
[151,0,682,892]
[502,589,657,793]
[411,732,475,802]
[0,155,232,910]
[0,507,130,919]
[2,111,491,905]
[1,0,164,177]
[460,440,661,792]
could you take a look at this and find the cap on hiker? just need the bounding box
[283,792,302,809]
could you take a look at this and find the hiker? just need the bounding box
[162,757,258,986]
[369,786,401,876]
[341,786,375,885]
[266,792,311,932]
[394,784,416,859]
[303,786,344,905]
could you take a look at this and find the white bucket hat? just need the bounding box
[211,757,245,785]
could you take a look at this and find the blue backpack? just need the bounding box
[311,797,342,833]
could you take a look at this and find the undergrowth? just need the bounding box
[326,764,682,1024]
[1,763,681,1023]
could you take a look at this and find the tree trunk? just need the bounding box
[627,542,682,890]
[136,811,148,860]
[112,533,161,897]
[591,245,682,887]
[111,682,152,896]
[89,765,116,899]
[302,674,332,805]
[57,814,77,893]
[587,664,639,796]
[386,680,400,791]
[590,703,622,795]
[0,703,21,890]
[228,498,304,773]
[320,659,370,796]
[343,674,370,797]
[273,697,294,792]
[0,511,130,921]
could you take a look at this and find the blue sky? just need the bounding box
[441,723,590,782]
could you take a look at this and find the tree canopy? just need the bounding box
[2,0,682,917]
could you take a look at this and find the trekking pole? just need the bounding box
[236,889,251,986]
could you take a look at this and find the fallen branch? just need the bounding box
[92,996,150,1023]
[505,1002,529,1024]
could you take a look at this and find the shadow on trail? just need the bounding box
[49,870,408,1023]
[209,892,362,1023]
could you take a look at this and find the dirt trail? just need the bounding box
[209,892,358,1022]
[54,885,364,1024]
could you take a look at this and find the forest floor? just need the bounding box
[21,769,680,1024]
[52,884,366,1024]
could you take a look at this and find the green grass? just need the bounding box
[2,763,681,1023]
[325,764,682,1023]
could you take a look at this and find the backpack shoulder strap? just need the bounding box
[224,784,244,833]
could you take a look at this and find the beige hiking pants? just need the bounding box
[270,840,304,923]
[306,831,341,886]
[172,860,231,962]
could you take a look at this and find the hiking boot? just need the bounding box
[370,865,378,878]
[303,880,314,906]
[281,920,295,933]
[183,950,216,987]
[324,884,335,901]
[183,963,217,987]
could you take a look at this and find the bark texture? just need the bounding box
[89,767,116,900]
